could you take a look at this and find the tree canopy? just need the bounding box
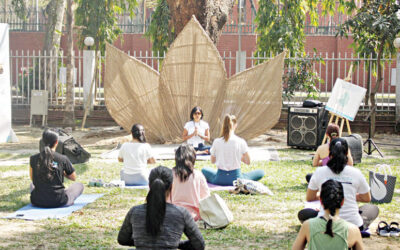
[338,0,400,136]
[75,0,138,53]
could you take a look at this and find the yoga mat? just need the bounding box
[207,183,234,191]
[3,194,104,220]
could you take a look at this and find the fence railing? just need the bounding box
[10,49,397,112]
[1,5,353,36]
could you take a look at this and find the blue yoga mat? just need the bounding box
[3,194,104,220]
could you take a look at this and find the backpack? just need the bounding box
[39,128,91,164]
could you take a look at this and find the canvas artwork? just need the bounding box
[325,78,367,121]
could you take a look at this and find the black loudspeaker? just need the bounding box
[287,106,328,149]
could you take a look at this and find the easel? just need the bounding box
[321,66,353,144]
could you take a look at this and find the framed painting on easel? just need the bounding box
[322,78,367,144]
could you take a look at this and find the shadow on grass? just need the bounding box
[0,219,299,249]
[73,163,89,176]
[0,188,30,211]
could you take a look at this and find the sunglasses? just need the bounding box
[194,112,202,115]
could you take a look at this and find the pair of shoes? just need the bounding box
[88,179,104,187]
[377,221,400,237]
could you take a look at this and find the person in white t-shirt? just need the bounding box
[182,106,211,155]
[118,124,156,186]
[298,138,379,233]
[201,114,265,186]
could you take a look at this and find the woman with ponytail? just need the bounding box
[201,114,265,186]
[171,144,210,221]
[118,166,205,249]
[312,123,353,167]
[118,124,156,186]
[29,129,84,208]
[298,138,379,234]
[293,180,364,250]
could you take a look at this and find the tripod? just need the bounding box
[363,107,384,157]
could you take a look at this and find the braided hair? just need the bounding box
[327,138,348,174]
[320,179,344,237]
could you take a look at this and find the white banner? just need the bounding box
[0,23,11,142]
[325,78,366,121]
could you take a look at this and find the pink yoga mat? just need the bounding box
[207,183,234,191]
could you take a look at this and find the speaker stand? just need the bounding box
[363,116,384,158]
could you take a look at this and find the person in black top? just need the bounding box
[118,166,205,250]
[29,129,84,208]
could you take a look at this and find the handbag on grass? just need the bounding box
[233,178,274,195]
[369,164,397,203]
[199,193,233,229]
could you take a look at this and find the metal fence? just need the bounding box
[1,4,353,36]
[10,49,397,112]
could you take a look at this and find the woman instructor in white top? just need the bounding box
[201,114,265,186]
[182,106,211,155]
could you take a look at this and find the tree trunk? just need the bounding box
[370,44,384,137]
[62,0,75,129]
[166,0,234,44]
[42,0,66,95]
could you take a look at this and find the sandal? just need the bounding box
[390,222,400,237]
[377,221,391,237]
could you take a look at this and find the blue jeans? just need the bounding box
[194,143,211,155]
[201,167,265,186]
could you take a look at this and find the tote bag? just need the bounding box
[199,193,233,229]
[369,164,397,203]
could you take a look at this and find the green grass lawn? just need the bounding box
[0,146,399,249]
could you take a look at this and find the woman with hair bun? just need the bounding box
[182,106,211,155]
[30,129,84,208]
[313,123,353,167]
[118,124,156,186]
[292,180,364,250]
[201,114,265,186]
[171,144,210,221]
[118,166,205,250]
[299,138,379,234]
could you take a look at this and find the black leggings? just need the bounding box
[298,204,379,229]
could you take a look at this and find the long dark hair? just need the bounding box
[146,166,173,236]
[320,179,344,237]
[173,144,196,182]
[190,106,203,120]
[39,129,59,181]
[327,138,348,174]
[131,124,146,143]
[221,114,237,142]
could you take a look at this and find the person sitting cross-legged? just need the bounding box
[292,179,364,250]
[171,144,210,221]
[298,138,379,234]
[201,114,265,186]
[118,166,205,250]
[30,129,84,208]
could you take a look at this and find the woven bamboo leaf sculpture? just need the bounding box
[105,16,285,143]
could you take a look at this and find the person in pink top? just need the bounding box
[171,144,210,221]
